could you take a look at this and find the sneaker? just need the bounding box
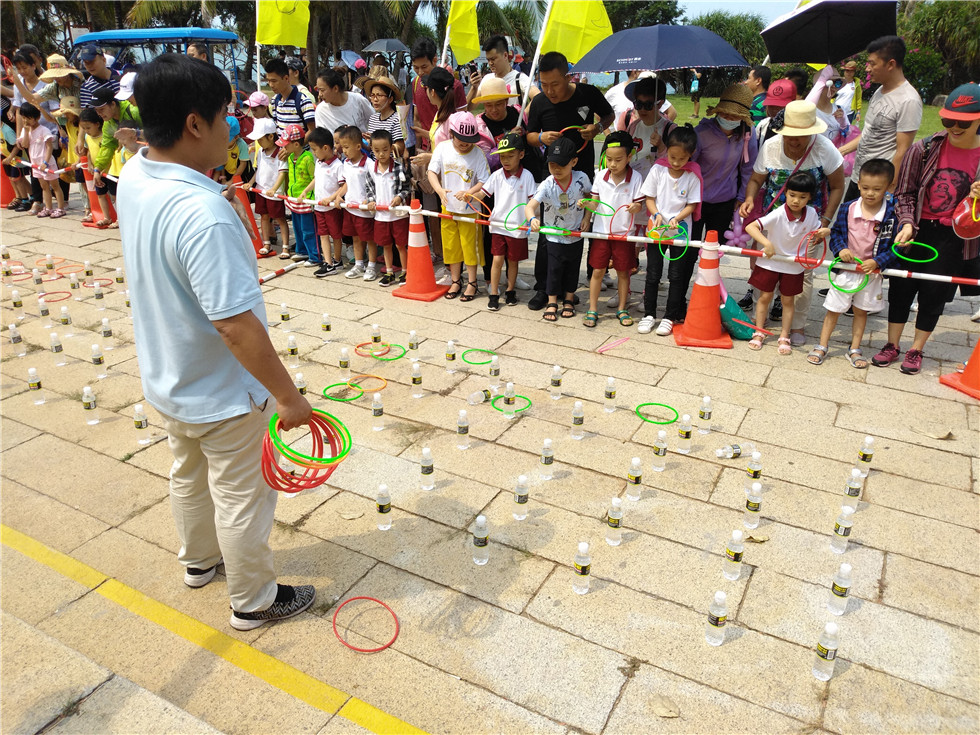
[290,253,308,262]
[433,265,449,282]
[871,342,901,367]
[314,262,336,278]
[435,272,453,285]
[504,290,518,306]
[637,315,656,334]
[184,559,222,588]
[345,264,365,279]
[972,305,980,323]
[601,273,614,291]
[818,287,829,297]
[900,348,923,375]
[769,297,783,322]
[737,290,754,310]
[790,332,807,347]
[229,584,316,631]
[910,297,918,312]
[363,266,378,281]
[487,294,500,311]
[398,271,407,285]
[655,318,674,336]
[12,200,31,212]
[605,293,624,309]
[528,290,548,311]
[304,259,320,267]
[514,276,532,291]
[379,273,396,287]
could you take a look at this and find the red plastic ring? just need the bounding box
[354,341,391,357]
[55,264,85,275]
[82,278,114,288]
[795,230,828,271]
[35,256,66,266]
[38,290,72,303]
[10,271,34,282]
[332,596,400,653]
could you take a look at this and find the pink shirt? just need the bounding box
[845,199,887,261]
[19,125,58,180]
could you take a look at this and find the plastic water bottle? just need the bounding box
[286,335,300,368]
[411,362,423,398]
[677,414,692,454]
[371,393,385,431]
[472,515,489,565]
[573,542,591,594]
[705,591,728,646]
[69,272,81,294]
[320,313,332,343]
[81,385,100,425]
[114,267,124,285]
[420,447,434,490]
[571,401,585,439]
[124,289,131,311]
[50,333,68,366]
[812,622,840,681]
[827,563,852,616]
[371,323,381,344]
[724,530,744,580]
[376,484,392,530]
[38,296,51,328]
[540,438,554,480]
[91,344,107,380]
[743,482,763,529]
[502,382,516,419]
[44,254,55,271]
[83,260,93,286]
[513,475,529,520]
[698,396,712,434]
[93,283,106,310]
[652,430,668,471]
[831,506,855,554]
[32,268,43,286]
[10,289,24,319]
[293,372,307,395]
[59,306,74,338]
[550,365,562,400]
[279,303,292,332]
[445,340,457,373]
[456,409,470,449]
[715,441,755,459]
[339,347,350,380]
[606,497,623,546]
[27,368,45,405]
[744,451,763,492]
[843,468,863,512]
[855,436,874,478]
[8,324,25,357]
[603,377,617,413]
[408,330,419,350]
[626,457,642,501]
[133,404,153,445]
[100,317,112,341]
[489,356,500,392]
[467,388,492,404]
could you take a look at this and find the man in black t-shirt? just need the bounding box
[524,52,613,308]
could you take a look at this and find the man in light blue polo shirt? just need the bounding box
[118,53,315,631]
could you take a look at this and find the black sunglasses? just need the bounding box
[942,118,975,129]
[633,99,661,111]
[832,79,843,89]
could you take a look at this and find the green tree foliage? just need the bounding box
[688,10,766,95]
[602,1,684,32]
[899,0,980,91]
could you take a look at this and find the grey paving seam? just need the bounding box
[597,657,641,735]
[34,673,115,735]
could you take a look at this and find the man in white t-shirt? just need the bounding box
[314,68,373,135]
[844,36,922,197]
[466,35,536,109]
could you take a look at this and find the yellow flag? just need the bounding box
[447,0,481,65]
[539,0,612,64]
[256,0,310,47]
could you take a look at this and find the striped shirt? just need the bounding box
[367,109,404,141]
[79,71,120,109]
[271,86,316,136]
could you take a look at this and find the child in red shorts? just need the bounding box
[585,131,646,327]
[745,171,828,354]
[330,125,378,281]
[365,129,412,286]
[243,118,289,257]
[309,127,344,276]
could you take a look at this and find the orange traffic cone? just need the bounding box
[231,175,274,259]
[673,230,732,349]
[393,200,450,302]
[79,156,117,228]
[0,165,15,207]
[940,341,980,400]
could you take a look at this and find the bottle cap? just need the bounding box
[574,400,583,409]
[412,362,421,373]
[553,364,560,372]
[607,376,615,385]
[102,318,110,326]
[751,482,762,492]
[864,436,874,445]
[378,483,388,493]
[11,289,19,298]
[732,530,743,542]
[447,340,455,348]
[543,438,552,448]
[840,563,852,575]
[841,506,855,517]
[459,409,467,419]
[61,306,69,313]
[280,302,287,308]
[851,468,861,478]
[28,367,37,377]
[135,403,143,412]
[714,590,727,604]
[409,329,416,336]
[91,343,100,352]
[751,451,761,461]
[373,392,381,401]
[70,273,78,282]
[372,323,379,330]
[825,622,839,635]
[50,333,59,341]
[631,456,641,466]
[518,474,527,484]
[38,297,46,305]
[323,312,330,319]
[287,334,297,343]
[682,414,691,422]
[578,541,589,554]
[506,381,514,390]
[83,385,93,393]
[703,396,711,404]
[476,514,486,524]
[658,429,667,439]
[296,372,304,380]
[341,347,349,355]
[611,497,622,508]
[421,447,431,458]
[491,355,498,362]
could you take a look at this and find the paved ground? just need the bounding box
[2,195,978,734]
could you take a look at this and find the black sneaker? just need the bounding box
[397,272,407,284]
[505,290,518,306]
[184,559,222,588]
[314,262,336,278]
[769,296,782,322]
[843,306,854,317]
[230,584,315,631]
[488,294,500,311]
[528,290,548,311]
[379,273,396,287]
[737,290,754,310]
[818,287,830,297]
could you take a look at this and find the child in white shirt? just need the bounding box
[307,127,344,277]
[330,125,379,281]
[365,129,412,287]
[243,117,288,256]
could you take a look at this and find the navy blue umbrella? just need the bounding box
[571,25,749,74]
[762,0,896,64]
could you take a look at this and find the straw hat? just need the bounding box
[776,100,827,136]
[39,54,83,81]
[842,60,858,71]
[362,76,403,103]
[54,95,81,117]
[706,83,753,126]
[472,75,518,103]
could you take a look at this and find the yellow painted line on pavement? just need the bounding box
[1,524,428,735]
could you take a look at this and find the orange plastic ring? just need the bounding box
[348,374,388,392]
[55,264,85,275]
[35,256,66,266]
[354,341,391,357]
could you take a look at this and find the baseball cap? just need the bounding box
[246,117,277,141]
[546,137,578,165]
[421,67,454,96]
[493,132,525,154]
[842,60,858,70]
[227,115,240,140]
[92,87,117,108]
[940,82,980,122]
[78,44,102,62]
[276,123,306,147]
[285,56,305,72]
[245,91,270,108]
[449,111,480,143]
[763,79,796,108]
[115,71,136,100]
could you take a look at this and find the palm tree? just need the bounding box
[126,0,216,27]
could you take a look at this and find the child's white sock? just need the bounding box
[356,259,365,268]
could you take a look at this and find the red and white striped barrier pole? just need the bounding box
[258,261,301,285]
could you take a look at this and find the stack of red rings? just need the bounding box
[262,409,352,493]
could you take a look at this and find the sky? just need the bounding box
[681,0,799,25]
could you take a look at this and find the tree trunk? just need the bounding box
[84,0,95,30]
[306,2,320,84]
[113,0,124,28]
[399,0,421,42]
[330,3,338,63]
[12,1,26,46]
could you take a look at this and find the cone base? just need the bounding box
[673,324,733,349]
[939,372,980,401]
[392,283,451,302]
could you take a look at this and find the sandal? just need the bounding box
[807,345,828,365]
[583,310,599,328]
[560,299,575,318]
[259,244,271,255]
[107,221,119,229]
[444,278,462,299]
[94,217,113,228]
[616,309,633,326]
[50,208,65,219]
[81,212,94,223]
[748,332,766,350]
[279,249,292,260]
[847,347,869,369]
[460,280,478,302]
[543,303,559,321]
[777,336,792,356]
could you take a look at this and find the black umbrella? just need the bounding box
[362,38,410,54]
[570,25,749,74]
[761,0,897,64]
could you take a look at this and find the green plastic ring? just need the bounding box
[371,343,407,361]
[827,257,869,294]
[461,348,496,365]
[267,409,353,465]
[490,394,532,414]
[889,240,939,264]
[650,223,690,261]
[504,203,529,233]
[580,198,616,216]
[322,382,364,402]
[635,402,679,425]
